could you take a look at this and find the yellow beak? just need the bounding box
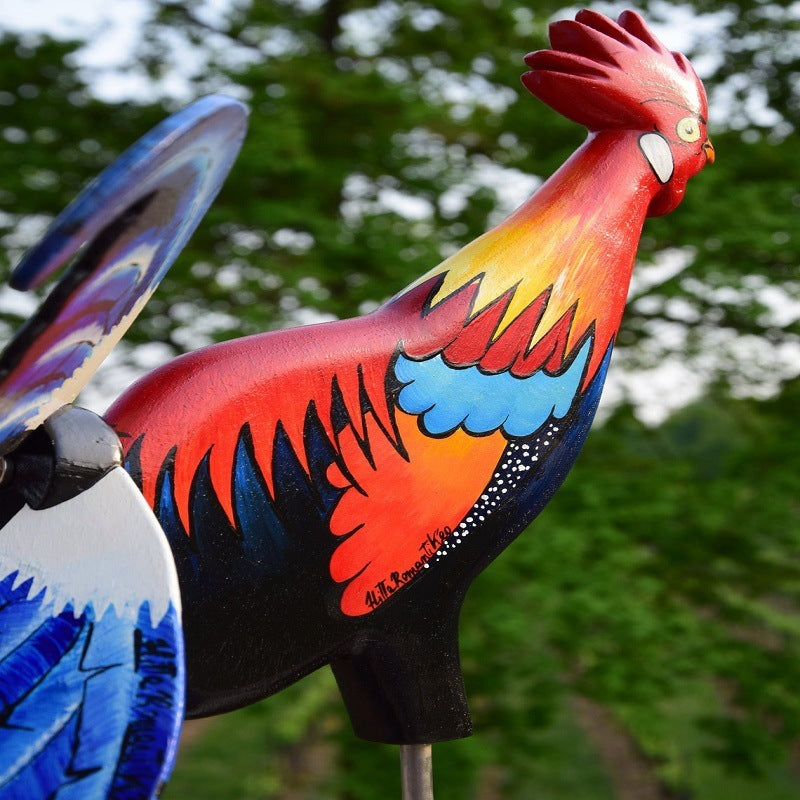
[703,140,715,164]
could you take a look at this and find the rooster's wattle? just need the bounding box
[106,9,713,743]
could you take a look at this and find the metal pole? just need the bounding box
[400,744,434,800]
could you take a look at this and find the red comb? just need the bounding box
[522,10,707,132]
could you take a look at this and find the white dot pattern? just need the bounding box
[431,421,562,564]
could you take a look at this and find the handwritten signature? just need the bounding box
[364,526,452,610]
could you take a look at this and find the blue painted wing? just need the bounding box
[0,95,248,457]
[0,468,184,800]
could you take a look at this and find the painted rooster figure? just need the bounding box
[107,9,713,744]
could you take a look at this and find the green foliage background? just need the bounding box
[1,1,799,797]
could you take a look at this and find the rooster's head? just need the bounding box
[522,9,714,217]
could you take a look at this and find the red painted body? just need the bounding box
[106,10,713,741]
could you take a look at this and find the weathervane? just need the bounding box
[0,10,711,799]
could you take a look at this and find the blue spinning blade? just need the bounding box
[0,467,185,800]
[0,95,248,456]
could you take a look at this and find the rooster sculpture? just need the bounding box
[106,9,713,745]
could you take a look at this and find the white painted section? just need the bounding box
[0,468,180,626]
[639,133,674,184]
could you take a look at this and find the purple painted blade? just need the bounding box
[0,95,248,457]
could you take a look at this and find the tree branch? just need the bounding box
[158,1,261,52]
[319,0,346,54]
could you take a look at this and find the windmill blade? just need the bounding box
[0,466,184,800]
[0,95,248,458]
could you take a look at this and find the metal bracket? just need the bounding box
[0,405,122,511]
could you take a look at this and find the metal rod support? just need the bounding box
[400,744,434,800]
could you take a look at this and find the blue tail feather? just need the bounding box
[0,573,183,799]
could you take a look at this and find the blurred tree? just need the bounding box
[1,1,799,796]
[2,1,798,397]
[508,377,800,791]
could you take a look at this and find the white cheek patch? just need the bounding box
[639,132,674,184]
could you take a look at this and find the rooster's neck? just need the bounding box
[410,129,660,386]
[419,130,658,308]
[511,129,656,234]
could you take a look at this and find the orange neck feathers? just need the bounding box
[404,128,661,387]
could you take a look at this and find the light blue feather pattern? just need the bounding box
[395,336,592,437]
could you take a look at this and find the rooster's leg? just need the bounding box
[331,612,471,745]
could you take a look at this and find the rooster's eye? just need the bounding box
[676,117,701,143]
